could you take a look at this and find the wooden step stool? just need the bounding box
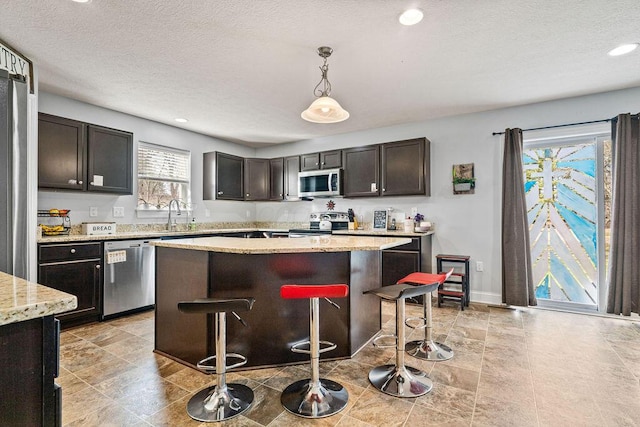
[436,254,470,310]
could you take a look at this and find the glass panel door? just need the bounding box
[523,135,609,311]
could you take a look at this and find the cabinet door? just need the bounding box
[382,250,420,287]
[284,156,300,200]
[38,113,86,191]
[300,153,320,171]
[87,125,133,194]
[269,158,284,201]
[38,259,101,325]
[214,152,244,200]
[343,145,380,197]
[244,158,270,200]
[381,137,430,197]
[320,150,342,169]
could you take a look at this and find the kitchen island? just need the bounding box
[153,235,410,369]
[0,271,77,426]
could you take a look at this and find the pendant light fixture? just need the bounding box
[301,46,350,123]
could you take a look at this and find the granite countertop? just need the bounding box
[0,271,77,326]
[153,235,412,254]
[36,228,274,243]
[333,229,435,237]
[37,227,434,243]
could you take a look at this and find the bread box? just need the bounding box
[82,222,117,235]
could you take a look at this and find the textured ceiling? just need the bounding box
[2,0,639,147]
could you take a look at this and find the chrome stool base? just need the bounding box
[405,339,454,361]
[368,364,433,398]
[186,383,254,422]
[281,378,348,418]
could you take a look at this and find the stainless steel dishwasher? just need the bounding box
[103,239,159,319]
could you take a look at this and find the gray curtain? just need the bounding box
[606,113,640,316]
[501,128,536,306]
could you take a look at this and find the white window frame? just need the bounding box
[136,141,192,219]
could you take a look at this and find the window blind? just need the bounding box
[138,142,190,183]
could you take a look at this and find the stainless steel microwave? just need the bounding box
[298,168,344,197]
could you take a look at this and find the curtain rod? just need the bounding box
[492,118,612,136]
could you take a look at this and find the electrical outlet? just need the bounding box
[89,207,98,217]
[411,207,418,217]
[476,261,484,272]
[113,207,124,217]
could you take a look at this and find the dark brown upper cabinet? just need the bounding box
[269,157,284,201]
[244,158,270,201]
[343,138,430,198]
[86,125,133,194]
[342,145,381,197]
[38,113,133,194]
[203,151,244,200]
[283,155,300,200]
[381,137,430,197]
[300,150,342,171]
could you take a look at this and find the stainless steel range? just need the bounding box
[309,211,349,230]
[288,211,350,237]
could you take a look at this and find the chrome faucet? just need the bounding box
[167,199,181,231]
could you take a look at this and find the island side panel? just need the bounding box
[155,247,209,366]
[348,250,382,353]
[209,251,351,368]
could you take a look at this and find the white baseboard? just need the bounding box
[468,291,501,305]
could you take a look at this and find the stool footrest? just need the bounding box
[405,316,428,330]
[196,353,248,373]
[372,334,396,348]
[291,340,337,355]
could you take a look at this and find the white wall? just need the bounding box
[256,86,640,304]
[39,87,640,304]
[38,92,256,225]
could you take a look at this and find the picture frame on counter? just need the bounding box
[373,210,388,229]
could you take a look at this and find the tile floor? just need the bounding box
[58,301,640,426]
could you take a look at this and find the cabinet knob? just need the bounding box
[70,248,76,254]
[246,193,250,197]
[217,191,224,195]
[90,182,94,185]
[321,161,325,165]
[96,265,101,269]
[382,188,386,192]
[78,180,83,185]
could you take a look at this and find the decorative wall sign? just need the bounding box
[373,210,388,229]
[452,163,475,194]
[0,38,34,93]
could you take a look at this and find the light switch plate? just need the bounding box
[113,207,124,217]
[89,207,98,217]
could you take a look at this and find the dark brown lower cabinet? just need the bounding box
[38,242,102,328]
[378,234,433,304]
[0,315,59,426]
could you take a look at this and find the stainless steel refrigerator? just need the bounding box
[0,69,28,278]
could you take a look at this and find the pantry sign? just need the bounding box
[0,37,34,93]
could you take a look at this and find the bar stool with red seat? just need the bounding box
[399,268,454,361]
[177,297,255,422]
[364,283,434,397]
[279,284,349,418]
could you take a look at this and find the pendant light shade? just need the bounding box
[301,96,350,123]
[301,46,349,124]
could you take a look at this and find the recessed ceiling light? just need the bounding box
[608,43,639,56]
[71,0,92,3]
[175,118,188,123]
[399,8,424,26]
